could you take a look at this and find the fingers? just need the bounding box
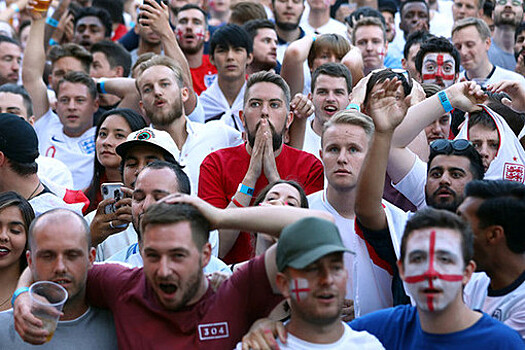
[158,192,190,205]
[276,321,287,345]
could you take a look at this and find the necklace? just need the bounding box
[27,181,41,200]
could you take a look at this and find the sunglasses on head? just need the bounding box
[430,139,472,153]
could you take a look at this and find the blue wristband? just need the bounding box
[10,3,20,13]
[46,17,59,28]
[237,183,254,196]
[49,38,59,46]
[346,103,361,111]
[438,91,453,113]
[98,80,107,95]
[11,287,29,308]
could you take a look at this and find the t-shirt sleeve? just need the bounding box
[302,157,324,195]
[86,263,133,308]
[392,156,427,209]
[198,152,229,208]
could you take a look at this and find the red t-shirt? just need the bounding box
[191,55,217,95]
[87,255,281,349]
[198,143,324,263]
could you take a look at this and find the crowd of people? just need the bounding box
[0,0,524,348]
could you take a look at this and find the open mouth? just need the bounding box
[422,287,441,295]
[0,247,10,256]
[324,105,337,115]
[53,278,71,286]
[159,283,177,295]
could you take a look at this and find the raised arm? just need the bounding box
[22,3,50,120]
[139,0,197,115]
[281,35,314,96]
[97,77,142,112]
[355,78,410,230]
[392,81,487,148]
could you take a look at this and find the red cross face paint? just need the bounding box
[421,53,456,88]
[289,278,310,302]
[403,228,465,313]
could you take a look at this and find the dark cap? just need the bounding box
[276,217,352,272]
[379,0,398,14]
[0,113,39,163]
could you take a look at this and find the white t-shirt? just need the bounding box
[461,66,525,88]
[302,118,322,160]
[199,79,246,131]
[465,272,525,339]
[34,109,95,190]
[392,154,428,210]
[301,18,347,38]
[235,322,384,349]
[36,155,74,189]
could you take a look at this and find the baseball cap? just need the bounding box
[379,0,397,14]
[0,113,39,163]
[116,127,178,159]
[277,217,352,272]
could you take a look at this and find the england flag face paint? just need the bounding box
[289,278,311,302]
[421,53,456,88]
[403,228,465,313]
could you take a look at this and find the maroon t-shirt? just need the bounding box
[86,255,282,349]
[198,143,324,263]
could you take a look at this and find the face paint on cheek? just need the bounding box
[289,278,310,302]
[176,28,184,42]
[194,28,205,40]
[422,54,456,85]
[404,230,464,312]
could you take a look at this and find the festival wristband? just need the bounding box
[438,91,453,113]
[10,3,20,12]
[46,17,59,28]
[11,287,29,308]
[49,38,59,46]
[97,80,107,94]
[231,196,245,207]
[237,183,254,196]
[346,103,360,111]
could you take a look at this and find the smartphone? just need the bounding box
[101,183,124,215]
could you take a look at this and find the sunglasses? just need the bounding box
[430,139,472,153]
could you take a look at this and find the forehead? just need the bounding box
[138,65,178,86]
[322,123,369,147]
[403,2,428,14]
[0,42,21,55]
[76,16,104,28]
[92,51,109,62]
[0,92,25,109]
[255,28,277,39]
[406,228,462,256]
[423,52,455,63]
[469,123,499,139]
[265,183,300,197]
[177,8,206,22]
[453,25,482,41]
[57,82,90,97]
[246,81,286,101]
[455,0,479,5]
[52,56,85,73]
[33,215,88,249]
[314,74,348,91]
[355,25,384,40]
[143,221,196,249]
[429,154,472,172]
[135,167,179,192]
[458,196,483,219]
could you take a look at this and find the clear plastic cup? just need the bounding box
[33,0,52,12]
[29,281,68,342]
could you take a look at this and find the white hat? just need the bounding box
[116,128,178,158]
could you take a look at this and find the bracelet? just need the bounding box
[231,196,244,207]
[438,91,453,113]
[49,38,59,46]
[11,287,29,308]
[97,80,107,94]
[46,17,59,28]
[237,183,254,196]
[9,3,20,13]
[346,103,360,111]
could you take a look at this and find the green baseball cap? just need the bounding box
[277,217,352,272]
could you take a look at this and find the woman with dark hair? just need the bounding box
[253,180,308,255]
[85,108,147,213]
[0,191,35,311]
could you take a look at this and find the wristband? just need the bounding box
[237,183,254,196]
[46,17,59,28]
[231,196,244,207]
[438,91,453,113]
[346,103,360,111]
[49,38,59,46]
[10,3,20,13]
[97,80,107,94]
[11,287,29,308]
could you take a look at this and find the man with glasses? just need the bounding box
[489,0,524,71]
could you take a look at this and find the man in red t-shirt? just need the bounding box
[199,71,324,264]
[175,4,217,95]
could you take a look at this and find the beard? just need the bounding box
[145,94,184,126]
[247,120,285,152]
[494,11,522,27]
[181,41,205,56]
[425,186,463,212]
[275,12,302,32]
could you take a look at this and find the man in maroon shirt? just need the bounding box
[198,71,324,264]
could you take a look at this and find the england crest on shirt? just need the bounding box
[503,162,525,183]
[79,136,96,154]
[204,73,217,88]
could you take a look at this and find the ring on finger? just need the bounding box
[109,221,115,229]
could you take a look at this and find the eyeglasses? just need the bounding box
[497,0,522,6]
[430,139,472,153]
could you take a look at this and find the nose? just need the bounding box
[143,194,156,211]
[0,227,8,241]
[439,172,452,186]
[366,41,374,51]
[318,265,335,285]
[12,59,20,72]
[158,255,170,277]
[67,99,77,110]
[54,255,67,274]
